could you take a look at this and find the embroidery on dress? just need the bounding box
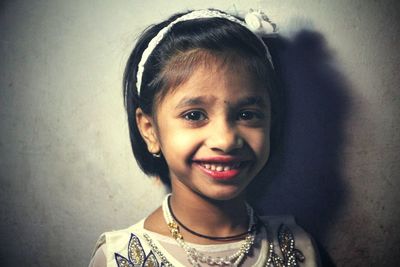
[115,233,163,267]
[114,224,305,267]
[270,224,305,267]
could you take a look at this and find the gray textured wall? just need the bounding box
[0,0,399,266]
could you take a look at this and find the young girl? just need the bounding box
[89,9,319,267]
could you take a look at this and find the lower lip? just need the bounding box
[194,163,242,180]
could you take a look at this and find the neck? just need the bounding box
[168,187,249,242]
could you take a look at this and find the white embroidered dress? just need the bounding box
[89,216,318,267]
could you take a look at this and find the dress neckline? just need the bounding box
[138,218,269,266]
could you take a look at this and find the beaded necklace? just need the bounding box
[139,194,309,266]
[162,194,259,266]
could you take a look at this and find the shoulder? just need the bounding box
[95,219,146,250]
[89,219,147,267]
[259,215,321,267]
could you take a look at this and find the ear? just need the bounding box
[135,108,160,154]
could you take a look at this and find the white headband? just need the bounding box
[136,9,276,95]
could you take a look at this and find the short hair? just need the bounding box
[123,9,279,187]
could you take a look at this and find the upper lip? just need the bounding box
[192,156,248,163]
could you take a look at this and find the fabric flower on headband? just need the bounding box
[244,9,277,34]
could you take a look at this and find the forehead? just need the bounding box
[161,62,270,109]
[156,49,269,101]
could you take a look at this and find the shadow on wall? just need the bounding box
[248,30,351,266]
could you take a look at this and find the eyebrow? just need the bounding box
[174,95,268,110]
[236,96,268,108]
[174,95,216,109]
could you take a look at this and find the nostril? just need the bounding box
[205,121,244,152]
[208,136,244,153]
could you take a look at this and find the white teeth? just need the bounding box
[223,166,231,171]
[201,162,241,172]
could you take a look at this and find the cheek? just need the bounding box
[246,128,271,159]
[168,132,196,151]
[158,125,201,158]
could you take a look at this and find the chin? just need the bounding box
[200,186,246,202]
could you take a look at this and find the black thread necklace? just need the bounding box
[167,197,256,241]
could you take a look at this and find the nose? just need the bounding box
[205,119,244,153]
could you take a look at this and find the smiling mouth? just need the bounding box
[199,162,242,172]
[192,160,247,180]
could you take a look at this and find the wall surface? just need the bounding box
[0,0,399,266]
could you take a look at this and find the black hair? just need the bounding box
[123,9,280,187]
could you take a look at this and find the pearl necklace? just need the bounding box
[162,194,257,267]
[142,223,275,267]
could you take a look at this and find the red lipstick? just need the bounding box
[192,156,247,180]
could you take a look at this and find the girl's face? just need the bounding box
[139,60,271,201]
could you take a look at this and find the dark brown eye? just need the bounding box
[238,111,254,120]
[184,111,206,121]
[237,110,264,121]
